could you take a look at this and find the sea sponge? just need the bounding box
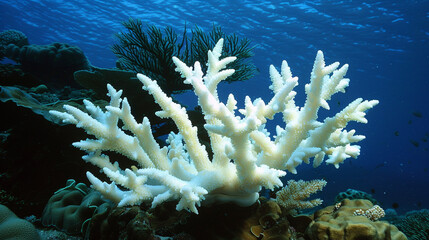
[305,199,407,240]
[0,204,40,239]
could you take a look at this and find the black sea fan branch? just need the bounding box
[112,18,258,94]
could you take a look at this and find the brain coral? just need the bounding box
[305,199,407,240]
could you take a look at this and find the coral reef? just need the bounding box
[50,39,378,214]
[85,197,311,240]
[4,42,91,87]
[0,29,29,60]
[306,199,407,240]
[395,209,429,240]
[73,67,164,129]
[74,67,212,143]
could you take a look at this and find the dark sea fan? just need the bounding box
[112,18,257,94]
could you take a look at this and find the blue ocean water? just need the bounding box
[0,0,428,214]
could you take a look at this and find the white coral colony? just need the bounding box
[50,39,378,214]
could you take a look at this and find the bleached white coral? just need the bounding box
[50,39,378,214]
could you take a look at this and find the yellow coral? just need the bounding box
[275,179,327,211]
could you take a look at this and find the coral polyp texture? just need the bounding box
[50,39,378,214]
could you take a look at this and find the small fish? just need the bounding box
[394,131,399,136]
[410,140,419,147]
[408,120,412,124]
[392,202,399,209]
[412,111,422,118]
[375,162,385,169]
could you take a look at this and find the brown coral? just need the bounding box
[305,199,407,240]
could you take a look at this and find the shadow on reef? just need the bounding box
[0,100,100,217]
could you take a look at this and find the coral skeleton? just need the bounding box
[50,39,378,214]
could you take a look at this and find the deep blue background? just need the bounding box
[1,0,428,213]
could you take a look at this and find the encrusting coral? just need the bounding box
[50,39,378,214]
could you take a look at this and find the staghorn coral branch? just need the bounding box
[49,38,377,214]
